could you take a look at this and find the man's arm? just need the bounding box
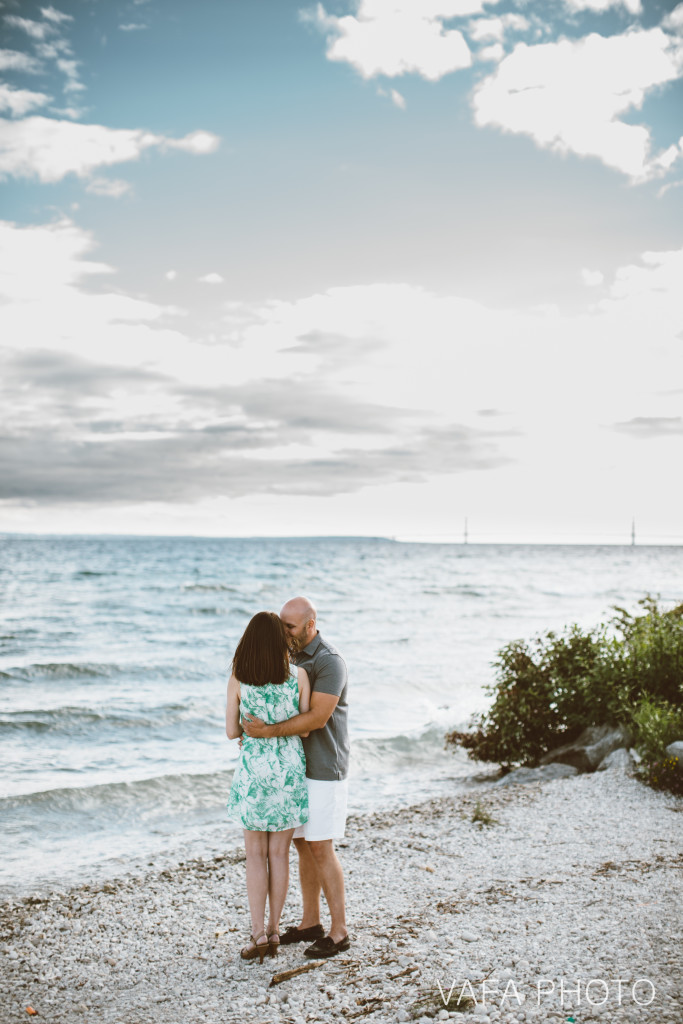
[242,690,338,738]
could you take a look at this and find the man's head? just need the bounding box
[280,596,317,654]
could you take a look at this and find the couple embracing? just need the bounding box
[225,597,350,963]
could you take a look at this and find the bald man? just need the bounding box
[241,597,350,958]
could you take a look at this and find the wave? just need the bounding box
[0,769,233,817]
[0,660,217,683]
[422,585,487,597]
[0,701,205,734]
[3,662,114,681]
[183,583,237,592]
[189,606,230,616]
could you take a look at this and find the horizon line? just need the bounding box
[1,530,683,547]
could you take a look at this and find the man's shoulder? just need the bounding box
[314,634,346,667]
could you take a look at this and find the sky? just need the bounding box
[1,0,682,543]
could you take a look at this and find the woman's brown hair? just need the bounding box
[232,611,290,687]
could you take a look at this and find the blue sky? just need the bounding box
[1,0,683,541]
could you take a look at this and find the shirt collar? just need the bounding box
[302,632,322,656]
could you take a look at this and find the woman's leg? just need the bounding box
[266,828,295,936]
[243,829,269,943]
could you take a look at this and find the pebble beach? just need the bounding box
[2,764,682,1024]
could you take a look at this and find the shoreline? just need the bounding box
[2,766,682,1024]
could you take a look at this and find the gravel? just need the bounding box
[1,765,681,1024]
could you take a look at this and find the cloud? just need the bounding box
[614,417,683,437]
[664,4,683,32]
[477,43,504,63]
[165,270,178,281]
[85,176,132,198]
[0,117,220,183]
[302,0,476,81]
[119,24,148,32]
[472,28,683,181]
[165,130,220,154]
[1,218,682,514]
[467,13,530,44]
[0,85,51,117]
[198,272,224,284]
[0,49,43,73]
[563,0,642,13]
[581,267,604,286]
[55,57,84,93]
[377,86,406,107]
[4,15,57,41]
[40,7,74,25]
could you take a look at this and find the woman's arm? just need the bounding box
[297,667,311,737]
[225,673,242,739]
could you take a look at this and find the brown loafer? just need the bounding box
[304,934,350,958]
[280,923,325,945]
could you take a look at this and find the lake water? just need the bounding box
[1,535,680,896]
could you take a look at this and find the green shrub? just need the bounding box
[636,755,683,797]
[630,696,683,762]
[446,597,683,771]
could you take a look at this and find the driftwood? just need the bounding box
[268,960,326,987]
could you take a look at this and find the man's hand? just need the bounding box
[241,712,273,738]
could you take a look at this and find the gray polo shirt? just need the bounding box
[293,633,349,781]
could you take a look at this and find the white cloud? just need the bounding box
[165,270,178,281]
[0,117,220,184]
[49,106,83,120]
[477,43,504,62]
[663,4,683,32]
[1,217,681,535]
[378,85,407,107]
[165,130,220,154]
[119,23,148,32]
[0,85,51,117]
[468,13,530,44]
[40,7,73,24]
[581,267,604,286]
[303,0,476,80]
[56,57,85,93]
[4,15,56,41]
[563,0,642,13]
[35,40,72,60]
[0,49,43,73]
[85,176,132,198]
[0,219,193,373]
[198,272,224,284]
[472,28,683,181]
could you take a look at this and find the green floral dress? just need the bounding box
[227,669,308,832]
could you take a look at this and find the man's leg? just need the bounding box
[306,839,347,942]
[293,836,323,928]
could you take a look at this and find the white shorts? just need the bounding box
[293,778,348,842]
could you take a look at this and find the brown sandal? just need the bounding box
[267,932,280,957]
[240,932,269,963]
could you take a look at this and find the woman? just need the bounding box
[225,611,310,963]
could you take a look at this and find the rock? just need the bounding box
[596,747,634,772]
[539,724,632,772]
[495,764,578,787]
[461,931,480,942]
[665,741,683,769]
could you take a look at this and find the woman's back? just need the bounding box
[227,668,308,831]
[239,669,300,729]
